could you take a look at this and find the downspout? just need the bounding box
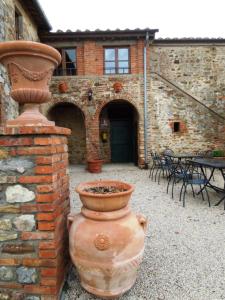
[143,32,149,167]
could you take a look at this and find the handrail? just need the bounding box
[150,71,225,122]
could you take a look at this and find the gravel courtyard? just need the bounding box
[63,164,225,300]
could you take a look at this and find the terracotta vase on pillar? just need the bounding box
[68,180,147,299]
[0,41,61,126]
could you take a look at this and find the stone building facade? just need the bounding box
[39,32,225,166]
[0,1,225,168]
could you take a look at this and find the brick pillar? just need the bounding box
[0,125,71,300]
[86,116,100,161]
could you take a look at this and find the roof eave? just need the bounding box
[19,0,52,32]
[40,29,159,42]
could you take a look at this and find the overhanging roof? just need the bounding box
[19,0,52,31]
[40,28,159,42]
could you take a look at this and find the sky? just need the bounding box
[38,0,225,38]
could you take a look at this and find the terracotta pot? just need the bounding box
[87,159,103,173]
[68,180,147,299]
[0,41,61,126]
[58,81,68,93]
[113,82,123,93]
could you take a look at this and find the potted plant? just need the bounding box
[67,180,147,299]
[213,149,225,157]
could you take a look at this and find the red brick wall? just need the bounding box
[0,126,71,300]
[75,40,147,76]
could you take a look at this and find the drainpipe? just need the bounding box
[143,32,149,167]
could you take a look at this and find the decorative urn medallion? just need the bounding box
[68,180,147,299]
[0,41,61,126]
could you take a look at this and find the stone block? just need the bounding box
[16,267,38,284]
[0,291,10,300]
[0,176,16,184]
[0,158,34,174]
[6,185,35,203]
[0,266,15,281]
[2,243,35,254]
[0,230,17,241]
[0,205,20,213]
[0,149,8,159]
[0,219,12,230]
[13,215,35,231]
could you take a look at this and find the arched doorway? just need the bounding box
[48,103,86,164]
[99,100,138,164]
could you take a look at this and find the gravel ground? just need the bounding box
[63,164,225,300]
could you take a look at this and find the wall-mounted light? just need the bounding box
[88,88,93,101]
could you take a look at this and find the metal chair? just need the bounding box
[179,163,210,207]
[149,152,162,181]
[166,159,190,198]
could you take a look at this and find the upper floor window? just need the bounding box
[104,47,130,74]
[54,48,77,76]
[15,8,23,40]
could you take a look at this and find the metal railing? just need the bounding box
[151,71,225,123]
[53,68,77,76]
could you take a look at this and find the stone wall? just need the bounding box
[148,43,225,154]
[0,0,39,125]
[2,0,39,41]
[0,125,70,300]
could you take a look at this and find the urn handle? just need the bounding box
[137,214,148,233]
[67,212,76,231]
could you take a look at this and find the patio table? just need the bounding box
[164,153,202,161]
[163,153,202,198]
[190,158,225,208]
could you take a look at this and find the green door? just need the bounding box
[110,120,133,162]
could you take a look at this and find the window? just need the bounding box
[15,8,23,40]
[54,48,77,76]
[104,47,130,74]
[173,122,180,133]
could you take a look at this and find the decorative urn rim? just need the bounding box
[0,40,61,65]
[76,180,134,198]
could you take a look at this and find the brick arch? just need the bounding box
[95,98,142,166]
[45,100,86,120]
[95,97,141,121]
[47,102,87,164]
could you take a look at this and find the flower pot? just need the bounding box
[0,41,61,126]
[58,81,68,93]
[68,180,147,299]
[87,159,103,173]
[113,82,123,93]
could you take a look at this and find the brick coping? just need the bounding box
[0,126,71,136]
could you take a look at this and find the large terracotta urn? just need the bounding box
[68,180,147,299]
[0,41,61,126]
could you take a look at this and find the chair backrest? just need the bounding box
[163,149,174,156]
